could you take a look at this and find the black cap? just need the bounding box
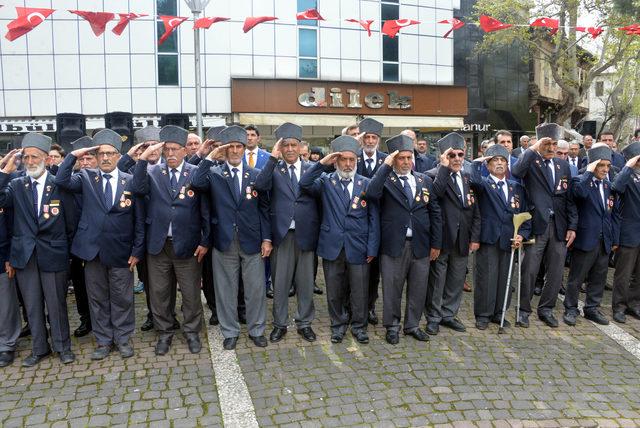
[536,123,563,141]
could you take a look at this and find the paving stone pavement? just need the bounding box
[2,264,640,427]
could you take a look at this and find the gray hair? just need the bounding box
[557,139,569,150]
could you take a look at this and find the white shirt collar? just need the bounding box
[364,151,377,162]
[227,161,243,175]
[168,161,185,174]
[31,170,48,185]
[246,147,259,155]
[101,169,118,179]
[489,174,506,185]
[285,159,302,170]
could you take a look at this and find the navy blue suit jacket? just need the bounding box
[470,162,531,251]
[367,163,442,258]
[0,171,76,272]
[511,149,578,240]
[254,157,319,251]
[427,165,481,256]
[299,163,380,264]
[414,153,436,173]
[357,150,388,178]
[0,196,13,266]
[55,155,145,268]
[611,166,640,247]
[570,172,615,253]
[130,160,210,259]
[246,148,270,170]
[191,160,271,255]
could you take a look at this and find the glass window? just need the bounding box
[383,37,398,62]
[381,3,399,21]
[158,55,179,86]
[383,63,399,82]
[299,28,317,58]
[157,0,177,16]
[299,59,317,78]
[157,21,178,53]
[297,0,318,27]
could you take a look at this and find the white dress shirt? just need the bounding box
[31,170,48,215]
[363,151,377,172]
[396,171,416,237]
[593,177,606,208]
[245,148,259,167]
[489,174,509,202]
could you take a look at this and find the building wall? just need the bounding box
[0,0,459,119]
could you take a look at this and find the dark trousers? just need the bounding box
[322,250,369,334]
[0,272,21,352]
[565,241,609,315]
[16,253,71,354]
[367,257,380,313]
[426,246,468,323]
[520,218,567,316]
[474,243,512,322]
[612,245,640,312]
[70,256,90,322]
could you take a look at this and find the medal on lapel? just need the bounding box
[43,204,49,219]
[352,196,359,209]
[179,186,186,199]
[187,189,195,198]
[246,186,253,199]
[119,194,126,208]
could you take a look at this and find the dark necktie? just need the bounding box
[365,158,373,176]
[594,179,604,208]
[451,172,464,205]
[399,176,413,206]
[497,180,507,204]
[340,178,351,204]
[289,165,298,194]
[103,174,113,208]
[170,168,178,193]
[543,159,554,191]
[232,168,241,202]
[32,181,39,218]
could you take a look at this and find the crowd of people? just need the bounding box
[0,117,638,369]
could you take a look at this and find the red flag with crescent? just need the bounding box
[479,15,512,33]
[69,10,115,36]
[243,16,277,33]
[618,24,640,35]
[194,16,230,29]
[530,17,559,35]
[5,7,55,41]
[158,15,188,45]
[112,13,148,35]
[381,19,420,38]
[576,26,604,39]
[346,19,375,37]
[438,18,464,38]
[296,8,324,21]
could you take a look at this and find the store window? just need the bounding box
[157,0,179,86]
[298,0,318,78]
[381,1,399,82]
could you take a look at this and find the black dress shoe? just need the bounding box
[19,324,31,338]
[185,334,202,354]
[386,330,399,345]
[425,322,439,335]
[266,286,274,299]
[475,320,489,330]
[288,286,295,297]
[141,317,154,331]
[223,337,238,350]
[538,312,559,328]
[330,333,343,343]
[533,286,542,296]
[313,285,323,295]
[441,318,466,332]
[209,313,219,326]
[22,351,51,367]
[491,318,510,328]
[155,337,172,356]
[625,307,640,320]
[59,350,76,364]
[249,335,268,348]
[297,327,316,342]
[0,351,15,367]
[405,329,430,342]
[117,342,135,358]
[368,310,378,325]
[352,330,369,344]
[613,311,626,323]
[74,320,92,338]
[563,312,577,326]
[584,310,609,325]
[269,327,287,343]
[516,313,529,328]
[91,345,112,360]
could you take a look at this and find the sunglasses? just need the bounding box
[447,152,465,159]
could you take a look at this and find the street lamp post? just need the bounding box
[184,0,210,139]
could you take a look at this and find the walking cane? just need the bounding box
[498,212,532,334]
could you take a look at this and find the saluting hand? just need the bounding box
[319,152,340,166]
[355,132,366,145]
[139,142,165,161]
[625,154,640,168]
[208,144,230,161]
[384,150,399,166]
[0,149,21,174]
[271,138,283,159]
[439,148,452,168]
[194,245,208,263]
[0,149,20,171]
[473,155,493,163]
[586,159,600,173]
[127,142,147,157]
[71,145,100,158]
[197,139,215,158]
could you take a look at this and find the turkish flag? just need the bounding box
[530,17,559,35]
[194,16,230,29]
[296,8,324,21]
[576,26,604,39]
[158,15,188,45]
[381,19,420,38]
[618,24,640,35]
[479,15,512,33]
[438,18,464,38]
[5,7,55,41]
[112,13,147,35]
[243,16,277,33]
[69,11,115,36]
[346,19,374,37]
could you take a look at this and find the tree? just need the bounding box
[473,0,639,126]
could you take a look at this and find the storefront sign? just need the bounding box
[461,123,491,132]
[298,88,411,110]
[0,120,56,133]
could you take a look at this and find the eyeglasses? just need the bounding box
[97,151,119,158]
[447,152,465,159]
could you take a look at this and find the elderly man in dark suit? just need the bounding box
[131,126,210,356]
[367,134,441,344]
[299,135,380,344]
[424,133,481,335]
[511,123,578,328]
[55,129,145,360]
[255,123,320,343]
[0,134,77,366]
[470,144,530,330]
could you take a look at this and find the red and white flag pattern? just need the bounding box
[5,7,55,41]
[296,8,324,21]
[346,19,375,37]
[576,26,604,39]
[158,15,188,45]
[381,19,420,38]
[479,15,512,33]
[69,10,115,36]
[112,13,147,35]
[242,16,277,33]
[530,17,559,35]
[438,18,464,38]
[194,16,230,29]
